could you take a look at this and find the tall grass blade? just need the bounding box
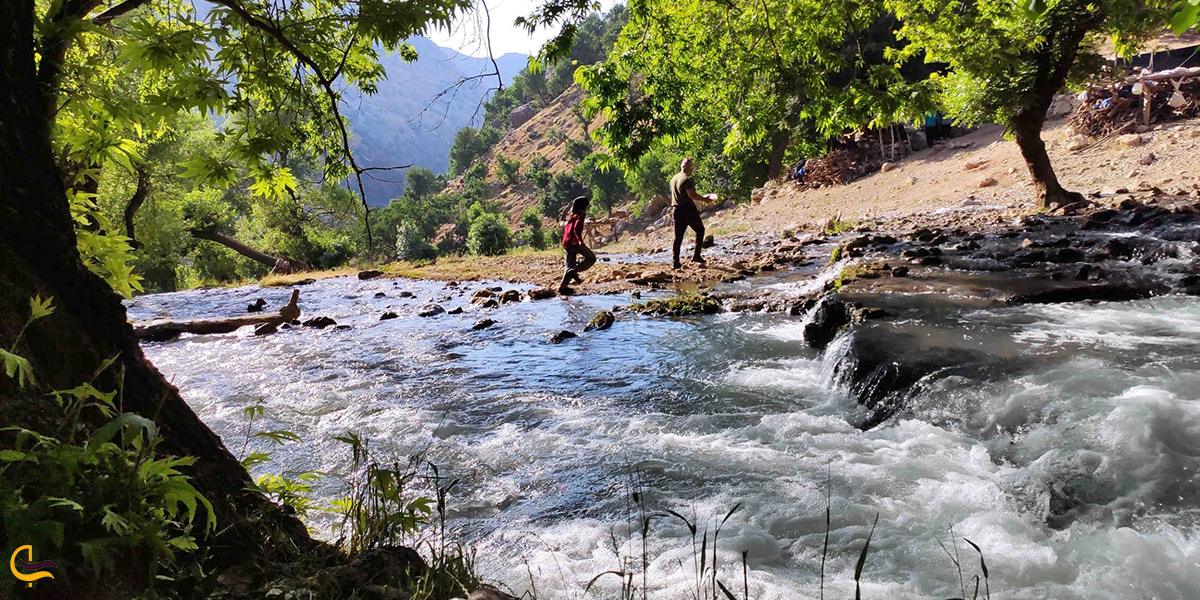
[853,513,879,600]
[963,538,990,600]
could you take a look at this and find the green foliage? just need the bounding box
[526,155,554,189]
[1173,0,1200,33]
[494,155,522,185]
[540,173,587,217]
[577,0,936,186]
[516,208,548,250]
[574,153,628,215]
[566,138,594,162]
[888,0,1172,128]
[448,127,502,176]
[2,309,214,593]
[71,190,143,298]
[629,293,721,316]
[396,221,438,261]
[466,213,513,256]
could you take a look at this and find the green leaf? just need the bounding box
[0,450,30,462]
[28,295,55,321]
[1,349,36,388]
[1172,2,1200,34]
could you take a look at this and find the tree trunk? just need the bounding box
[123,165,150,248]
[767,128,790,179]
[1011,110,1082,209]
[134,289,301,341]
[190,227,307,273]
[0,0,313,587]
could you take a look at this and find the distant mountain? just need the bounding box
[345,37,528,206]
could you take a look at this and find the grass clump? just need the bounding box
[629,293,721,316]
[823,213,858,235]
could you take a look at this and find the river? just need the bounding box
[127,274,1200,599]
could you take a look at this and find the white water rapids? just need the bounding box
[128,276,1200,599]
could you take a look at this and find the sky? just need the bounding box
[427,0,617,58]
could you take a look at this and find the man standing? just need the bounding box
[669,157,710,269]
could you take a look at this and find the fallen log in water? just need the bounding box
[134,289,301,341]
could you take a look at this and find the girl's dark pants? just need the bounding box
[561,244,596,287]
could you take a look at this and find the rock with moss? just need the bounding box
[584,310,615,331]
[628,293,721,317]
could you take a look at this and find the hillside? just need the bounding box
[443,86,592,223]
[345,37,527,206]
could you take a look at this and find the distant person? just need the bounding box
[669,157,711,269]
[559,195,595,293]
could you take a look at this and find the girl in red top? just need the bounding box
[559,195,596,293]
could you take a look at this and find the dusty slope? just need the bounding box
[444,86,594,224]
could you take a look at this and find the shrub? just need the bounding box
[494,156,521,185]
[516,208,547,250]
[466,213,512,256]
[565,138,593,162]
[396,221,437,261]
[525,155,553,189]
[539,173,587,218]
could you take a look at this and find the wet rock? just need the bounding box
[335,325,352,330]
[527,287,557,300]
[472,318,495,330]
[550,330,577,344]
[447,306,464,315]
[254,323,277,336]
[1007,284,1155,305]
[357,269,384,280]
[332,546,426,593]
[396,291,415,298]
[585,310,615,332]
[470,297,499,309]
[471,288,495,299]
[247,298,267,313]
[293,278,316,286]
[1044,248,1085,264]
[803,297,854,349]
[891,266,909,277]
[379,311,398,321]
[374,292,386,298]
[417,304,445,317]
[702,234,715,248]
[302,316,337,329]
[498,289,522,304]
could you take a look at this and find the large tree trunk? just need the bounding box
[767,128,790,180]
[1010,3,1100,210]
[1012,109,1084,209]
[0,0,313,588]
[191,227,308,274]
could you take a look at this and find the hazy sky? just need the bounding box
[427,0,617,58]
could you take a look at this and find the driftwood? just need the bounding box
[134,289,301,341]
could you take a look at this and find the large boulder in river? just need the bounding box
[498,289,522,304]
[254,322,278,336]
[302,316,337,329]
[357,269,384,280]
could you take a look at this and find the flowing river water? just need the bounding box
[127,273,1200,599]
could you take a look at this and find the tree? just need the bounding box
[577,0,934,180]
[540,173,587,217]
[888,0,1174,208]
[574,153,628,215]
[448,126,502,176]
[494,155,521,185]
[0,0,570,592]
[516,207,548,249]
[466,213,512,255]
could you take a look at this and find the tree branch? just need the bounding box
[90,0,152,24]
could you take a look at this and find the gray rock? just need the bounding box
[254,322,278,336]
[417,304,445,317]
[472,318,495,330]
